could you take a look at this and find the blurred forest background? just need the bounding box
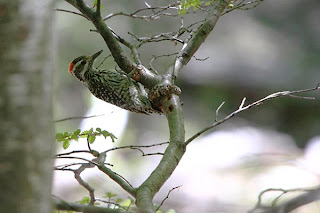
[53,0,320,212]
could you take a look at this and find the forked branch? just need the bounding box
[185,84,320,145]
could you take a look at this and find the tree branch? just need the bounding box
[54,196,122,213]
[272,187,320,213]
[249,186,320,213]
[185,84,320,145]
[74,163,96,205]
[64,0,134,73]
[96,152,136,197]
[156,185,182,211]
[136,95,186,213]
[170,0,231,79]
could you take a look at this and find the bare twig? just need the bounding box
[171,0,230,79]
[215,101,225,122]
[96,54,112,69]
[103,2,180,21]
[222,0,265,16]
[95,198,122,209]
[185,84,320,146]
[249,186,320,213]
[55,162,85,170]
[54,8,88,19]
[104,141,169,154]
[239,97,246,109]
[128,31,184,49]
[56,156,99,166]
[149,53,179,72]
[55,150,92,157]
[156,185,182,211]
[192,55,209,61]
[54,114,105,123]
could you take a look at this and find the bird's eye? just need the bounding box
[81,61,87,65]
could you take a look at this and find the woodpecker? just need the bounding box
[68,50,159,114]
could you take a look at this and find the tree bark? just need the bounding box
[0,0,55,212]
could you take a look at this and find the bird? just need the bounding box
[68,50,159,114]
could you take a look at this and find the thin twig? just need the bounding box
[55,162,85,170]
[103,2,180,21]
[54,8,89,19]
[222,0,265,16]
[87,137,93,153]
[54,114,105,123]
[156,185,182,211]
[249,187,318,213]
[96,54,112,69]
[192,55,209,61]
[56,156,99,166]
[215,101,225,122]
[55,150,93,157]
[185,84,320,146]
[149,52,179,72]
[104,141,169,154]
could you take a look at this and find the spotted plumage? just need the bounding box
[69,50,158,114]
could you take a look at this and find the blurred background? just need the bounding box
[53,0,320,212]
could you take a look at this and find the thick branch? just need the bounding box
[136,95,185,213]
[74,163,96,205]
[170,0,230,78]
[54,197,121,213]
[64,0,133,73]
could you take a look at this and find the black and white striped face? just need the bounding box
[69,56,90,81]
[68,50,103,81]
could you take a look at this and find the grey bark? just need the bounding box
[0,0,55,212]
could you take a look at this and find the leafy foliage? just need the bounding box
[178,0,214,15]
[93,0,104,9]
[178,0,236,15]
[55,128,117,149]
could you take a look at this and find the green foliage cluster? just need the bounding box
[178,0,214,15]
[55,128,117,149]
[178,0,236,15]
[79,193,134,212]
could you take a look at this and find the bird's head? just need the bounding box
[68,50,103,81]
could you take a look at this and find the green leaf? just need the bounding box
[104,192,117,198]
[120,198,133,207]
[78,196,90,204]
[96,128,101,132]
[101,130,117,142]
[115,198,123,203]
[70,134,78,141]
[88,135,96,144]
[63,140,70,149]
[56,133,64,142]
[74,129,81,135]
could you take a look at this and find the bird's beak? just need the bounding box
[91,50,103,60]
